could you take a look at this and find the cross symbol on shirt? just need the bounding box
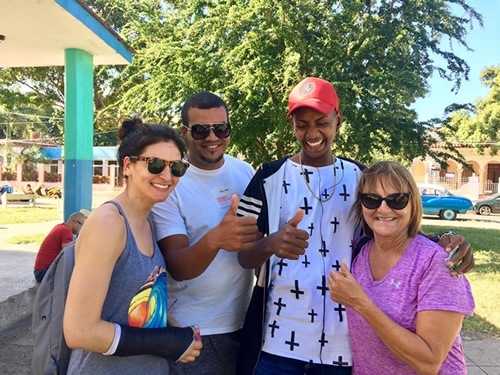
[330,217,340,233]
[302,255,310,268]
[318,332,329,347]
[308,309,318,323]
[318,240,329,257]
[268,320,280,338]
[290,280,305,299]
[285,331,300,351]
[274,297,286,315]
[339,184,350,201]
[282,179,290,194]
[301,168,313,183]
[332,355,349,366]
[277,258,288,275]
[308,222,315,236]
[334,303,346,322]
[300,196,313,215]
[316,275,329,296]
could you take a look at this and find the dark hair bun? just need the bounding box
[118,117,144,141]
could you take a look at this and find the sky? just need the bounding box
[412,0,500,121]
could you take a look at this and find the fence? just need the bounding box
[484,180,499,195]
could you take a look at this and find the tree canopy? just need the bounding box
[1,0,484,167]
[441,65,500,156]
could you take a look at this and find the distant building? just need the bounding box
[0,140,119,190]
[411,143,499,199]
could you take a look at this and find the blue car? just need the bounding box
[418,184,474,220]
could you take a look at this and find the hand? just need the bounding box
[328,259,365,309]
[212,194,258,252]
[268,209,309,260]
[438,232,475,277]
[177,328,203,363]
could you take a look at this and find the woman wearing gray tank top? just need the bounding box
[64,118,202,374]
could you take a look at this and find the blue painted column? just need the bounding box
[64,49,93,220]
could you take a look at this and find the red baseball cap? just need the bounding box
[286,77,339,119]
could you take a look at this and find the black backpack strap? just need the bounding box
[352,235,371,260]
[338,156,366,171]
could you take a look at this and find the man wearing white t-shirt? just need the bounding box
[152,91,258,375]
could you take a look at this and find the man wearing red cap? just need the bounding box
[236,77,359,374]
[236,77,473,374]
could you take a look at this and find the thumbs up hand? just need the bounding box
[340,258,351,277]
[286,209,304,228]
[265,209,309,261]
[211,194,258,252]
[328,259,366,309]
[226,193,240,216]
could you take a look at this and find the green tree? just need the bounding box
[442,65,500,156]
[109,0,482,167]
[1,0,483,167]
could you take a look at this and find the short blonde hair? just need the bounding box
[351,161,423,238]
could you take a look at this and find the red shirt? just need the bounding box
[34,223,74,270]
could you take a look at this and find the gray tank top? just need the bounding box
[67,200,169,374]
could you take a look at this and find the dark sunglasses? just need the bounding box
[129,156,189,177]
[360,193,411,210]
[183,123,231,140]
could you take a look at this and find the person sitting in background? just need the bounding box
[329,161,475,374]
[23,184,34,194]
[33,211,89,283]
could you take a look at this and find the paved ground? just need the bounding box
[1,312,499,374]
[0,199,499,373]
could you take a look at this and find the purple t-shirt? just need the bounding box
[348,235,475,374]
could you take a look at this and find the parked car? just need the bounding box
[473,193,500,215]
[417,183,473,220]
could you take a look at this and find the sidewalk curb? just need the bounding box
[0,285,38,334]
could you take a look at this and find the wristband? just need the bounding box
[431,230,458,243]
[438,231,458,241]
[103,323,121,356]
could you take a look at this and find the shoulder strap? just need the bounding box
[104,200,131,228]
[352,236,371,260]
[338,156,367,171]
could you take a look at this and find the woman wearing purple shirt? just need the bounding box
[329,161,475,374]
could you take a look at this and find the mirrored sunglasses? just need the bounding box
[129,156,189,177]
[360,193,411,210]
[183,123,231,140]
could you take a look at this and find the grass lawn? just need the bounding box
[423,225,500,337]
[0,206,62,225]
[8,233,46,246]
[1,206,62,246]
[1,207,498,336]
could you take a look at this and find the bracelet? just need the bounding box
[437,231,458,241]
[103,323,121,356]
[429,231,458,243]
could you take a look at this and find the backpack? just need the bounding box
[32,242,75,375]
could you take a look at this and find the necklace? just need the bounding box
[298,153,337,202]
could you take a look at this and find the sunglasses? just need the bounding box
[360,193,411,210]
[183,123,231,140]
[129,156,189,177]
